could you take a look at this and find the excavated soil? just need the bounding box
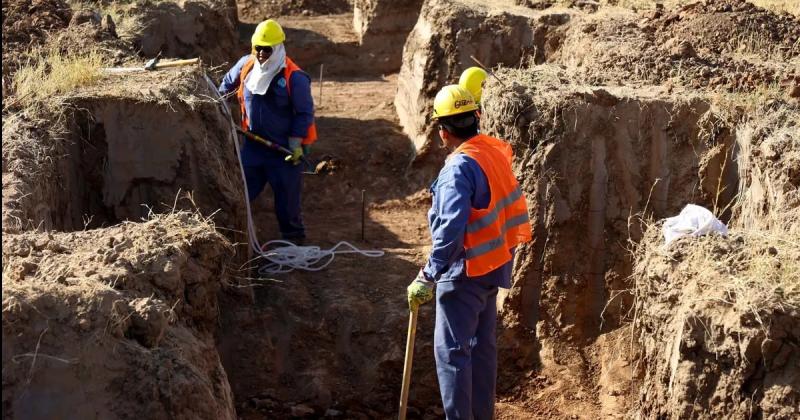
[633,227,799,419]
[551,0,800,91]
[395,0,800,158]
[2,213,237,419]
[114,0,240,67]
[237,0,350,19]
[479,75,746,418]
[395,0,563,156]
[1,0,72,65]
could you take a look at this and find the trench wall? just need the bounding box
[1,69,248,419]
[353,0,424,73]
[1,70,246,241]
[481,80,740,368]
[395,0,571,156]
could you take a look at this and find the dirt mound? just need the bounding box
[2,212,236,419]
[653,0,799,57]
[238,0,351,18]
[2,67,247,244]
[109,0,239,66]
[353,0,423,72]
[551,0,799,91]
[633,226,800,419]
[397,0,799,161]
[1,0,72,84]
[1,0,71,55]
[395,0,569,155]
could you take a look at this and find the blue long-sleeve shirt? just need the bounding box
[423,152,513,288]
[218,54,314,165]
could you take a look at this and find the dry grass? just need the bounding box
[11,47,104,107]
[748,0,800,16]
[634,224,799,331]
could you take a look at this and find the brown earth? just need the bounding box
[2,0,799,419]
[395,0,800,159]
[353,0,424,72]
[633,227,799,419]
[237,0,351,18]
[2,67,247,243]
[1,0,72,61]
[2,213,237,419]
[117,0,241,66]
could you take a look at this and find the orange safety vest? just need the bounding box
[453,134,532,277]
[237,56,318,145]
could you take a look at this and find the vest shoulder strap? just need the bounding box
[239,56,256,86]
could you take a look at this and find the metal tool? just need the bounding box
[235,127,318,175]
[469,55,507,88]
[398,307,419,420]
[102,57,200,74]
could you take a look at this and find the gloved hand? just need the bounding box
[285,137,303,165]
[407,270,434,310]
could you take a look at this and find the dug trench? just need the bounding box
[220,8,774,420]
[3,1,798,419]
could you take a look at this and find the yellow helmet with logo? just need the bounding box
[432,85,479,119]
[458,67,488,103]
[251,19,285,47]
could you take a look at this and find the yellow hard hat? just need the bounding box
[251,19,285,47]
[458,67,488,103]
[432,85,479,119]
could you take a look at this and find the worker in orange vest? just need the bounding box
[218,19,316,243]
[407,85,532,419]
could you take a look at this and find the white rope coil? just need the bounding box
[204,75,385,274]
[258,240,385,275]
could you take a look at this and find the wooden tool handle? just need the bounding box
[155,58,200,69]
[398,308,419,420]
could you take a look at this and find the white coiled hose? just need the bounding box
[204,75,385,275]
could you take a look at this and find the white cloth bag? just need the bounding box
[662,204,728,245]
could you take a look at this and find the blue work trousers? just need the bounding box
[243,155,305,240]
[435,279,499,420]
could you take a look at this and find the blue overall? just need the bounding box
[218,54,314,240]
[423,150,514,420]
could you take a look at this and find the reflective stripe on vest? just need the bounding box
[465,212,530,260]
[237,56,318,145]
[455,134,532,277]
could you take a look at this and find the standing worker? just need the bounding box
[407,85,531,419]
[458,66,488,106]
[218,19,316,243]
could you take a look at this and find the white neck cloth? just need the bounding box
[245,43,286,95]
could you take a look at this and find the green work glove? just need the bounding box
[286,137,303,165]
[407,270,434,310]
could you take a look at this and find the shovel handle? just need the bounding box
[154,58,200,69]
[398,307,419,420]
